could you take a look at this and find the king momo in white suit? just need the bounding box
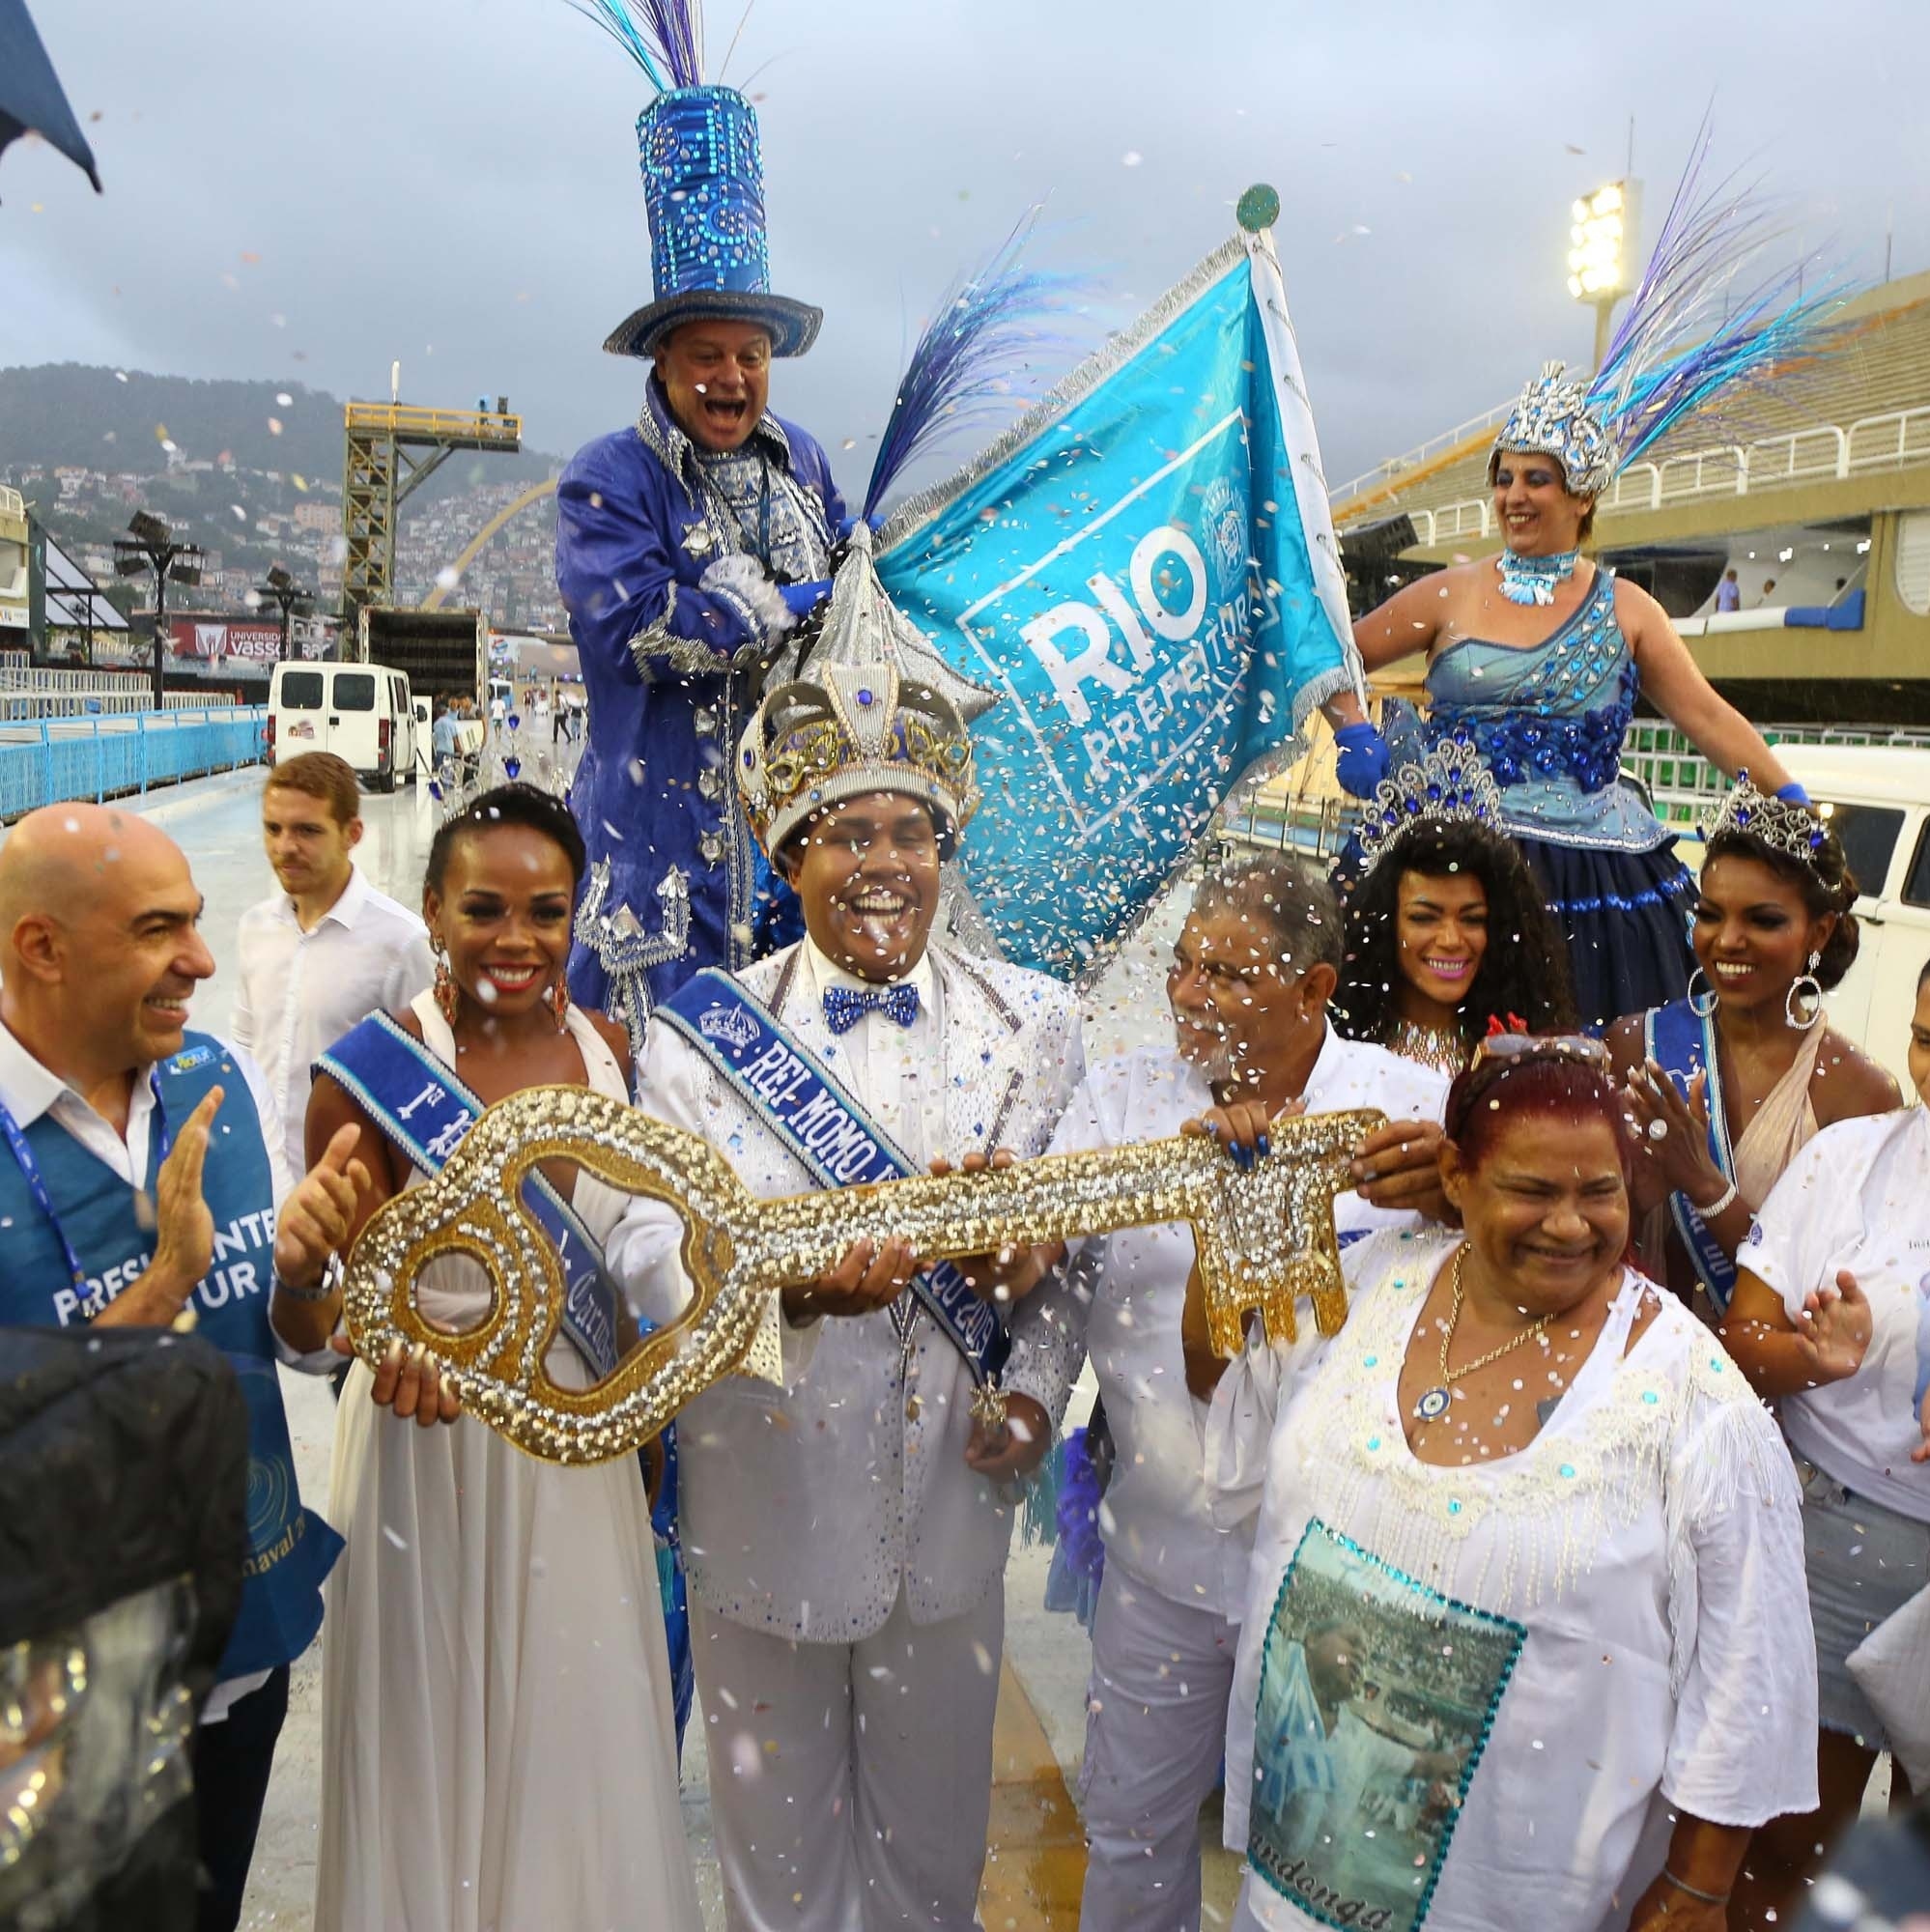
[607,523,1087,1930]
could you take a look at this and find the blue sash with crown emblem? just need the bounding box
[656,967,1011,1387]
[1644,997,1739,1314]
[315,1011,619,1378]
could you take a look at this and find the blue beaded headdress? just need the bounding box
[566,0,821,359]
[1490,118,1846,501]
[1354,734,1505,879]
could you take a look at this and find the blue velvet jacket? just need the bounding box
[557,384,849,1025]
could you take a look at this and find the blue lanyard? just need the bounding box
[0,1073,171,1294]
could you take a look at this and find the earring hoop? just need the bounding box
[1784,952,1824,1033]
[1686,969,1718,1019]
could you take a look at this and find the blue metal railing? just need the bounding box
[0,707,268,822]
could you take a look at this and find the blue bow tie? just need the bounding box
[823,981,922,1036]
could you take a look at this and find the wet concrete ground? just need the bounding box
[100,768,1241,1930]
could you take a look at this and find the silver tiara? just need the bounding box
[1356,734,1505,878]
[1700,772,1828,870]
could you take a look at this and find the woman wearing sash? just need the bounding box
[1331,736,1577,1077]
[305,784,699,1932]
[1607,777,1896,1317]
[1195,1037,1818,1930]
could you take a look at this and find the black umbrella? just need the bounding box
[0,0,100,197]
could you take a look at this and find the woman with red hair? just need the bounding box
[1187,1037,1818,1931]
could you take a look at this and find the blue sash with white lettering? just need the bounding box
[1644,998,1739,1315]
[316,1012,619,1378]
[656,967,1011,1387]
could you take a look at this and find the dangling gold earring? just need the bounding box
[550,973,571,1026]
[433,945,461,1028]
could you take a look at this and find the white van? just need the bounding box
[269,661,416,794]
[1776,745,1930,1092]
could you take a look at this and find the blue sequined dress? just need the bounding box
[1424,568,1694,1027]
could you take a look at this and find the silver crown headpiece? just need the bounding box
[1700,772,1829,872]
[1488,360,1621,499]
[1356,734,1506,878]
[737,523,997,856]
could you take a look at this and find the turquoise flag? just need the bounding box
[877,226,1362,980]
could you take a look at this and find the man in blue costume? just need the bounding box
[557,78,848,1052]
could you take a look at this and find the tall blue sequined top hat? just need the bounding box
[567,0,820,359]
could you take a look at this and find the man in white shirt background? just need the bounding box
[1051,853,1451,1932]
[232,752,432,1178]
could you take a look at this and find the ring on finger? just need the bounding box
[1646,1119,1669,1142]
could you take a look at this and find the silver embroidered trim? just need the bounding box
[573,861,693,1065]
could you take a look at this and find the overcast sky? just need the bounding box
[4,0,1925,494]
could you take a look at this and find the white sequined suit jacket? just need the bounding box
[610,938,1087,1642]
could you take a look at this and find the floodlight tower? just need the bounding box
[112,511,206,710]
[1567,180,1642,372]
[256,564,311,662]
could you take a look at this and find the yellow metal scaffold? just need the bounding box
[340,401,523,636]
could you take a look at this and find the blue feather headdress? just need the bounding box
[864,213,1088,524]
[1491,117,1849,498]
[561,0,704,90]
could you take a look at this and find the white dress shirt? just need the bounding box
[232,863,433,1178]
[1048,1026,1450,1620]
[802,938,942,1156]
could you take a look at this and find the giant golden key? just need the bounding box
[341,1087,1383,1464]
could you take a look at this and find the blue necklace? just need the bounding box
[1495,549,1581,607]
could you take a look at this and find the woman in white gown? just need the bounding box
[1192,1036,1819,1931]
[305,784,699,1932]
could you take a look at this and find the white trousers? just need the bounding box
[1077,1565,1240,1932]
[693,1586,1005,1932]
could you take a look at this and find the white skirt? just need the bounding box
[314,1341,700,1932]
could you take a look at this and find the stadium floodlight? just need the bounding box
[111,511,208,709]
[1566,180,1641,369]
[257,564,312,662]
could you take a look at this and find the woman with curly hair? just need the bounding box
[1332,741,1578,1076]
[1608,775,1899,1315]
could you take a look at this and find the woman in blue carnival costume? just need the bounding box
[1328,132,1839,1029]
[554,0,850,1060]
[1607,775,1897,1316]
[1333,734,1578,1076]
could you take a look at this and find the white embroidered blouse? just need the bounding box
[1206,1228,1819,1932]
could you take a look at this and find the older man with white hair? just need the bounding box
[1053,853,1451,1932]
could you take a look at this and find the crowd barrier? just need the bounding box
[0,707,268,823]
